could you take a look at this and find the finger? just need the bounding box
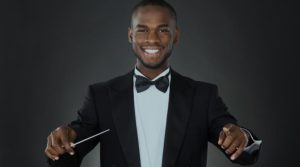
[223,124,233,136]
[230,140,246,160]
[51,132,66,155]
[225,140,241,155]
[218,130,226,146]
[45,146,60,161]
[221,135,235,149]
[61,130,75,155]
[45,136,59,160]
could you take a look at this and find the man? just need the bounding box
[45,0,262,167]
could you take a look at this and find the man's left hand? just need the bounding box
[218,123,249,160]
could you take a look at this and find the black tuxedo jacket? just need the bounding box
[49,69,260,167]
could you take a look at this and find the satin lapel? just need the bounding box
[162,70,194,167]
[110,71,141,167]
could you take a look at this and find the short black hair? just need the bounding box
[130,0,177,26]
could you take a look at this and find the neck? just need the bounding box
[136,64,169,80]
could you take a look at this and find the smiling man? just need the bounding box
[45,0,262,167]
[129,2,179,79]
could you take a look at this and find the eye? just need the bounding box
[159,28,170,33]
[137,29,148,33]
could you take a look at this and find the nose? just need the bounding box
[145,30,160,43]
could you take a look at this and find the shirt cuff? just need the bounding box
[241,128,262,154]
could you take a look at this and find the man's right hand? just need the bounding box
[45,126,77,161]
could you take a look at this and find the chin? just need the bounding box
[139,58,168,69]
[135,51,171,69]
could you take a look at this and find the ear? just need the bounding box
[128,27,133,43]
[173,28,180,44]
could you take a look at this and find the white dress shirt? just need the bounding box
[133,67,170,167]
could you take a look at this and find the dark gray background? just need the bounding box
[2,0,298,166]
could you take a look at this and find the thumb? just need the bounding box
[61,127,76,155]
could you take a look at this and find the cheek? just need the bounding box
[131,37,142,49]
[132,44,145,56]
[162,38,174,51]
[160,34,173,45]
[132,33,145,42]
[132,39,144,50]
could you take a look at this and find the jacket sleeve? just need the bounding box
[207,85,262,165]
[48,85,100,167]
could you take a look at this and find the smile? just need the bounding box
[141,47,162,56]
[144,49,159,54]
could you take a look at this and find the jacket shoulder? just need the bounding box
[173,71,218,91]
[88,71,133,92]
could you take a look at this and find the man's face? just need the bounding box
[128,5,179,70]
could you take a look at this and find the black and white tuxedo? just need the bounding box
[49,69,261,167]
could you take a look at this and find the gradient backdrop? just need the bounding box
[2,0,298,166]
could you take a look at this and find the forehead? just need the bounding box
[132,5,175,26]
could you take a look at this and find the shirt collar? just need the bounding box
[134,67,170,81]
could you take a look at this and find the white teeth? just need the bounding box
[144,49,159,54]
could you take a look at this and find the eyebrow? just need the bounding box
[136,24,148,28]
[135,24,170,28]
[158,24,169,28]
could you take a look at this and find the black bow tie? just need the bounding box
[135,72,170,93]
